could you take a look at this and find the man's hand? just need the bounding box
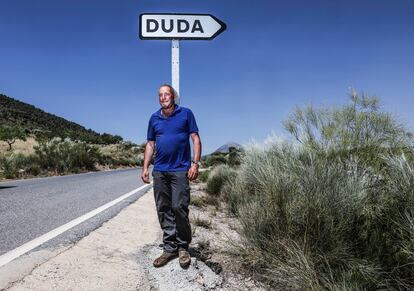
[187,164,199,181]
[141,141,154,184]
[141,168,150,184]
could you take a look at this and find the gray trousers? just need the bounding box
[152,170,191,253]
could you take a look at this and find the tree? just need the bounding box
[0,125,27,151]
[32,128,52,143]
[99,133,123,145]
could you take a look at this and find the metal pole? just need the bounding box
[172,39,180,104]
[171,39,180,103]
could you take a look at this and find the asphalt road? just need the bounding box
[0,168,152,258]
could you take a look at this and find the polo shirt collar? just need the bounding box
[158,104,181,118]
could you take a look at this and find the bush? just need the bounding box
[34,137,102,174]
[227,146,243,167]
[206,164,237,196]
[0,135,140,181]
[0,154,17,179]
[204,153,227,167]
[224,93,414,289]
[283,91,414,172]
[99,143,144,168]
[0,153,40,179]
[197,169,210,182]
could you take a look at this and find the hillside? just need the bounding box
[0,93,122,144]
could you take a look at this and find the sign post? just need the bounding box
[139,13,226,103]
[171,39,180,104]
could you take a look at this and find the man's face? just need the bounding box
[158,86,175,109]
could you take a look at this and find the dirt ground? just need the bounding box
[0,183,267,291]
[188,183,267,291]
[1,189,159,291]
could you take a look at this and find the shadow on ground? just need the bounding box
[0,185,17,190]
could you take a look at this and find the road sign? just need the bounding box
[139,13,227,40]
[139,13,226,104]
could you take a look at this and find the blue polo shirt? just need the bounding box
[147,105,199,172]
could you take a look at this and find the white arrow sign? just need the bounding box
[139,13,227,40]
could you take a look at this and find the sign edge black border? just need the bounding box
[139,13,227,40]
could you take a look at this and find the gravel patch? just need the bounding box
[136,244,223,291]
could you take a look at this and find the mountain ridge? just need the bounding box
[213,141,242,154]
[0,93,122,144]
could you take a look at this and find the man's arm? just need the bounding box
[188,132,202,181]
[191,132,201,163]
[141,140,154,183]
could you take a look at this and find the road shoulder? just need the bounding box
[4,189,159,291]
[2,184,264,291]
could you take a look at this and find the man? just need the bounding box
[141,84,202,269]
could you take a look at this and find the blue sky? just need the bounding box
[1,0,414,154]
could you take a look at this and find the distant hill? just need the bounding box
[213,142,243,154]
[0,93,122,144]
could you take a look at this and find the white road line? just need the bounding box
[0,183,153,268]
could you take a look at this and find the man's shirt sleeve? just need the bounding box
[187,109,199,134]
[147,116,156,141]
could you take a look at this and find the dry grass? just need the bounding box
[0,137,38,155]
[99,144,119,156]
[203,195,220,208]
[191,196,207,208]
[0,138,118,156]
[192,215,212,229]
[191,195,220,209]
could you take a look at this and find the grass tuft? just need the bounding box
[197,169,210,182]
[192,215,212,229]
[206,164,237,196]
[190,196,207,208]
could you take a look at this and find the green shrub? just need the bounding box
[0,135,139,181]
[0,153,41,179]
[227,146,243,167]
[283,91,413,172]
[206,164,237,196]
[100,147,143,168]
[197,169,210,182]
[34,137,102,174]
[224,93,414,289]
[204,154,227,167]
[0,154,17,179]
